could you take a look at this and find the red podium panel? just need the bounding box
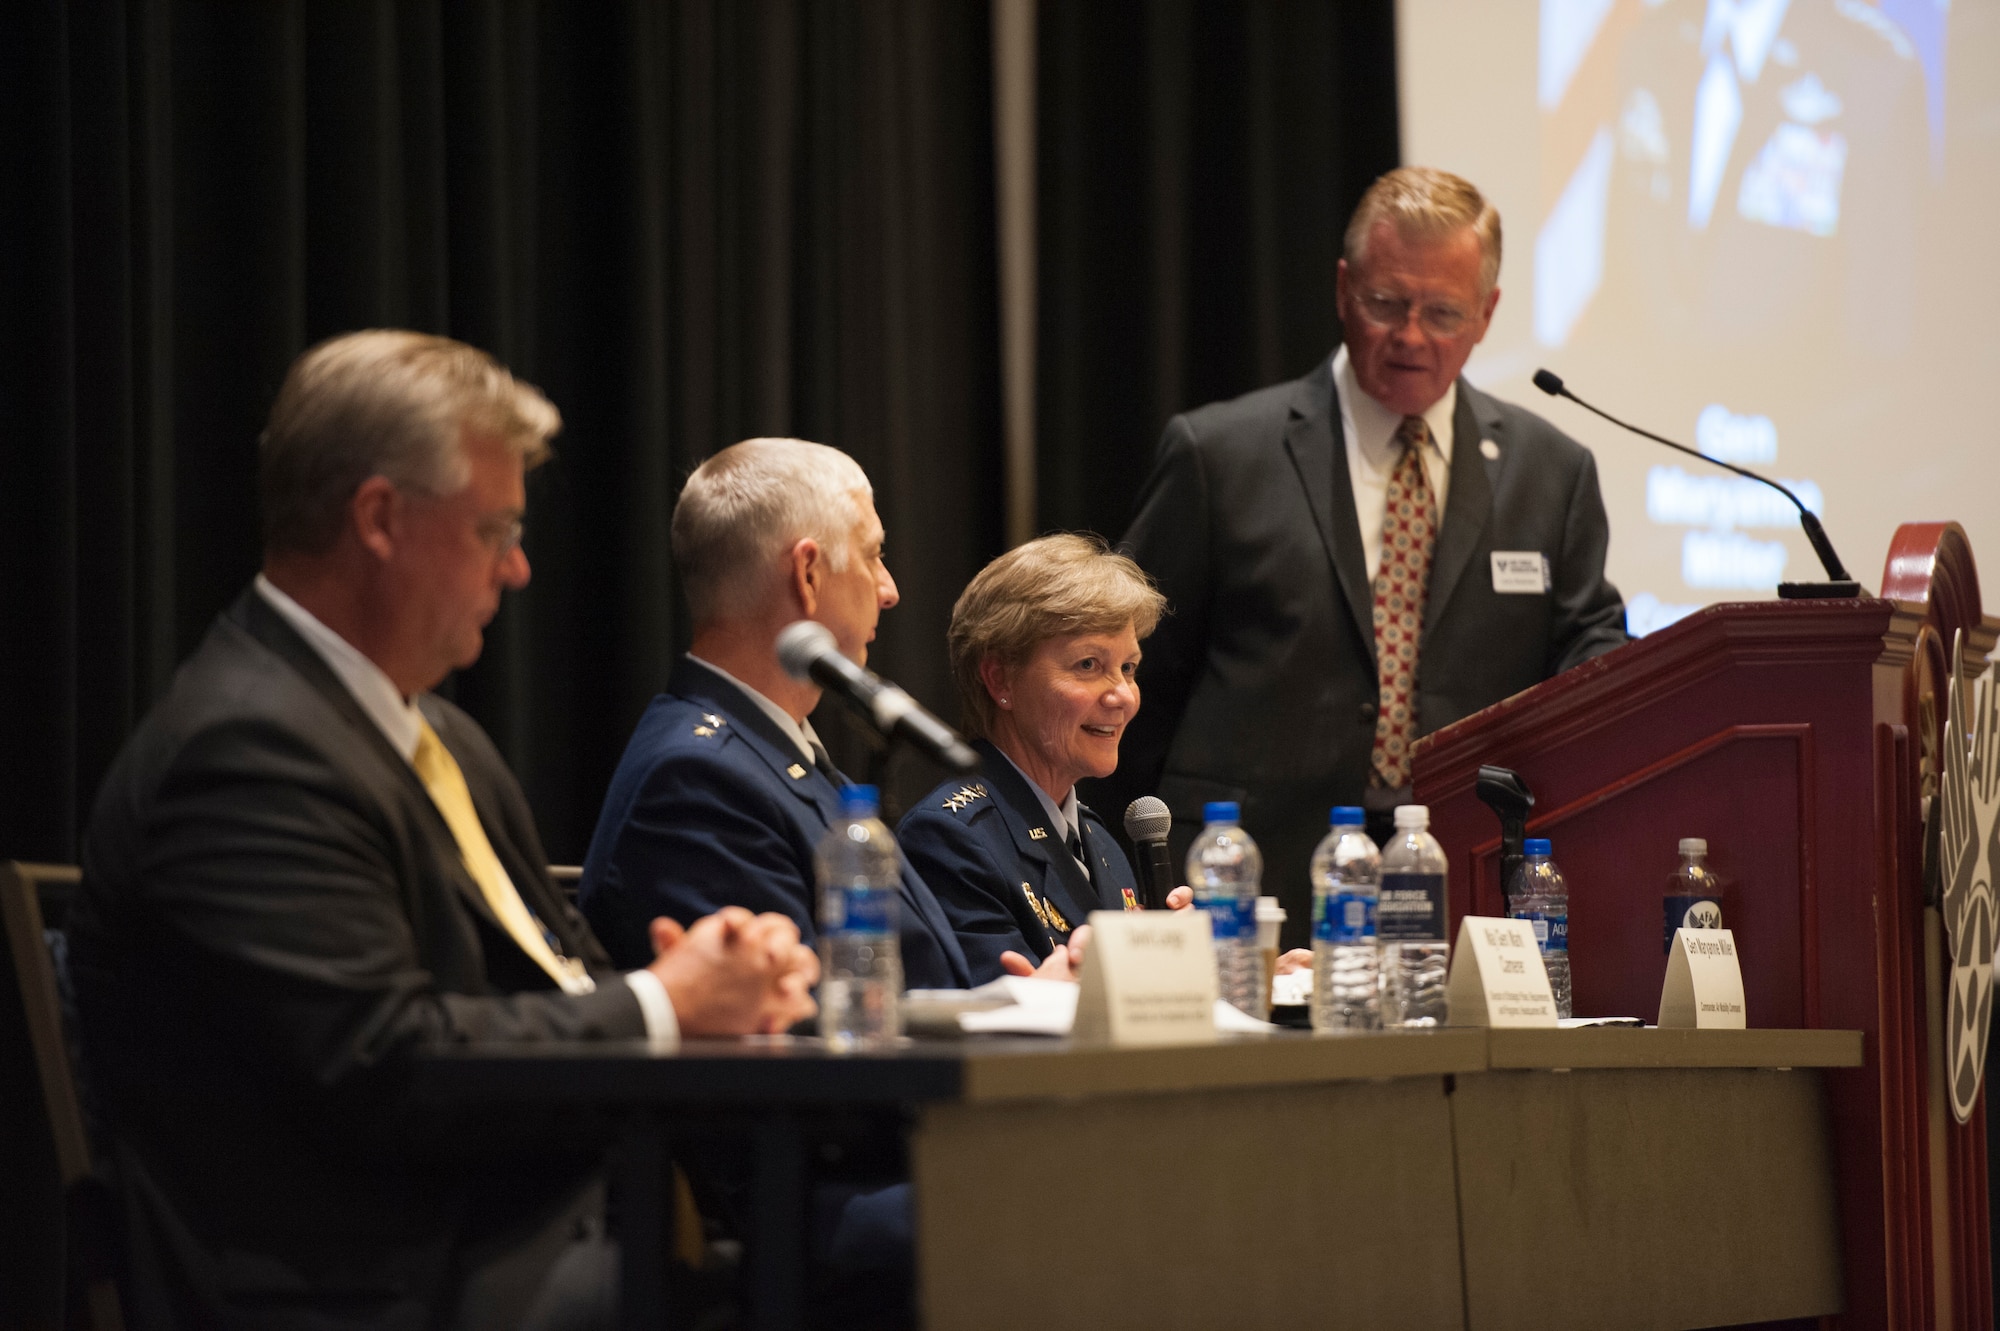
[1413,523,1995,1331]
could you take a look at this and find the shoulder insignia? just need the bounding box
[1028,826,1049,841]
[940,782,989,813]
[692,725,716,737]
[702,713,726,728]
[786,763,807,779]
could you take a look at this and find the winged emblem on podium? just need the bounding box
[1937,628,2000,1124]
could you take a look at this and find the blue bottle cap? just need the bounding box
[1330,805,1366,826]
[1203,801,1240,823]
[1524,837,1552,856]
[840,784,881,817]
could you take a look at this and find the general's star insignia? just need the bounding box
[702,713,726,727]
[787,763,807,779]
[941,783,988,813]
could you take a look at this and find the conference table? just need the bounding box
[414,1025,1861,1331]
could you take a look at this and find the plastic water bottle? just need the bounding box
[1507,838,1570,1019]
[815,785,902,1050]
[1379,804,1449,1028]
[1663,837,1723,954]
[1310,806,1381,1032]
[1187,802,1263,1017]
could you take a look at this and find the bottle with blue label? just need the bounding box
[1507,837,1570,1019]
[1310,806,1381,1032]
[1663,837,1723,954]
[816,785,903,1050]
[1380,804,1449,1028]
[1187,801,1264,1017]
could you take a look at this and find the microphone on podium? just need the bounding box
[775,621,981,772]
[1532,369,1861,599]
[1123,796,1177,910]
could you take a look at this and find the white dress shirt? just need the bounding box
[994,746,1091,880]
[253,575,677,1043]
[1332,345,1459,583]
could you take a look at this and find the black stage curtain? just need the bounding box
[0,0,1005,863]
[1035,0,1400,542]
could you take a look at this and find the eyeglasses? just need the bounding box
[1352,290,1474,338]
[473,512,525,556]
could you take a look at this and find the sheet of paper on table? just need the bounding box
[903,976,1276,1037]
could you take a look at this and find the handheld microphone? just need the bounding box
[1123,796,1177,910]
[775,621,981,772]
[1532,369,1860,598]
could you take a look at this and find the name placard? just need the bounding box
[1659,927,1746,1028]
[1446,915,1558,1027]
[1072,909,1219,1045]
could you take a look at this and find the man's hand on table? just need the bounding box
[647,907,820,1035]
[1275,948,1311,976]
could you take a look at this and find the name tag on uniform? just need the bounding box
[1491,551,1550,593]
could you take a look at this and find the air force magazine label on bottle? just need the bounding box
[1662,895,1723,953]
[1378,872,1444,941]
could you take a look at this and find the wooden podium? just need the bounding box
[1414,522,1997,1330]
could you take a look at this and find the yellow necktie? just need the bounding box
[412,718,595,995]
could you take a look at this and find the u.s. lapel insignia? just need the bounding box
[1028,826,1049,841]
[787,763,807,779]
[1121,887,1140,911]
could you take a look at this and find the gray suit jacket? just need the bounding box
[1099,358,1627,941]
[68,588,645,1328]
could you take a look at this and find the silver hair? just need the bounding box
[259,329,559,555]
[1344,165,1503,295]
[672,437,873,624]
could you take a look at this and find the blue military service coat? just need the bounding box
[899,738,1143,985]
[578,656,972,990]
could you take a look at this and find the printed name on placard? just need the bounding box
[1073,909,1220,1045]
[1658,927,1747,1028]
[1445,915,1557,1028]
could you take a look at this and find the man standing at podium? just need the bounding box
[1107,167,1628,940]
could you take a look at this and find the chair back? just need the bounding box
[3,861,124,1330]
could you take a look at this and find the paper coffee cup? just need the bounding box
[1255,896,1287,1019]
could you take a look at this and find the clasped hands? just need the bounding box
[646,907,820,1036]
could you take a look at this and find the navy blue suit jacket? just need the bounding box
[899,740,1141,985]
[579,657,971,990]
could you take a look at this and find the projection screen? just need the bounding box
[1399,0,2000,633]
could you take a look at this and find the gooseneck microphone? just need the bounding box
[1532,369,1860,597]
[775,621,981,772]
[1123,796,1176,910]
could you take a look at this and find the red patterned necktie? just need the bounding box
[1369,415,1438,789]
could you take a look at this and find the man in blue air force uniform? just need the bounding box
[579,437,970,991]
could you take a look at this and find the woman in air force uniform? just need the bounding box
[898,535,1168,985]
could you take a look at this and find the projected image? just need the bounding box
[1405,0,1991,638]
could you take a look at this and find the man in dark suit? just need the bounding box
[579,438,970,992]
[1105,168,1628,943]
[67,331,817,1329]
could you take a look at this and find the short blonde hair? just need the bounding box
[948,534,1166,740]
[1344,166,1503,294]
[672,438,873,625]
[260,330,559,555]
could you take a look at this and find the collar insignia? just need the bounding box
[787,763,807,779]
[1027,826,1049,840]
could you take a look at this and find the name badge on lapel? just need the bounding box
[1490,552,1550,594]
